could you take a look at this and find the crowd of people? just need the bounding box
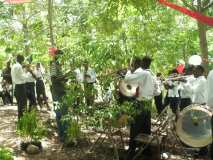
[0,55,49,119]
[122,56,213,160]
[0,51,212,159]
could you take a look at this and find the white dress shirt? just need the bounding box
[74,68,84,83]
[125,68,155,100]
[207,70,213,108]
[191,76,207,104]
[74,67,96,83]
[167,81,180,98]
[179,75,195,99]
[34,68,43,79]
[11,62,27,85]
[85,67,96,83]
[25,71,35,83]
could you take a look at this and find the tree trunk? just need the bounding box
[197,0,209,73]
[48,0,55,47]
[197,21,208,73]
[23,23,30,56]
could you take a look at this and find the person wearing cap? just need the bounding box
[49,49,68,142]
[191,65,207,105]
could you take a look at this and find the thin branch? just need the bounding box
[202,1,213,11]
[181,0,197,11]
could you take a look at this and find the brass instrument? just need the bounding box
[118,80,139,98]
[164,75,192,82]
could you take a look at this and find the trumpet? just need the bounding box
[164,75,191,82]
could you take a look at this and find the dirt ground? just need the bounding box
[0,105,209,160]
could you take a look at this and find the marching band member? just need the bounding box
[2,61,13,105]
[191,65,208,157]
[207,69,213,159]
[154,73,164,114]
[25,65,37,111]
[191,65,207,105]
[34,62,49,110]
[11,55,27,119]
[125,56,157,160]
[164,69,180,117]
[83,60,96,106]
[179,66,195,111]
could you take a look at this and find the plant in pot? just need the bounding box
[16,110,46,154]
[0,147,14,160]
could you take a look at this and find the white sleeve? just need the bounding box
[124,72,142,83]
[16,66,27,80]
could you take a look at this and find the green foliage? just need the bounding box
[16,110,46,142]
[62,115,82,144]
[0,147,13,160]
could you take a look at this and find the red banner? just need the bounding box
[158,0,213,26]
[5,0,31,4]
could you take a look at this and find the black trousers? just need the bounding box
[127,101,151,160]
[164,97,179,114]
[211,115,213,159]
[154,93,164,114]
[36,79,48,107]
[14,84,27,119]
[26,82,36,111]
[179,98,191,111]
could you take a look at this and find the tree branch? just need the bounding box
[181,0,197,11]
[202,1,213,11]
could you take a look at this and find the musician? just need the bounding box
[164,69,180,117]
[11,54,27,119]
[154,73,164,114]
[125,56,156,160]
[179,66,195,111]
[49,49,67,142]
[192,65,208,157]
[207,69,213,159]
[2,61,13,105]
[83,60,96,106]
[34,62,49,110]
[191,65,207,105]
[24,65,37,111]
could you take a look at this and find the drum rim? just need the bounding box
[176,104,212,147]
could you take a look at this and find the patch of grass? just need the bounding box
[0,147,13,160]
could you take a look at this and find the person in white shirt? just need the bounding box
[83,61,96,106]
[164,69,180,116]
[179,66,195,111]
[24,64,37,111]
[34,62,49,110]
[191,65,207,105]
[154,73,164,114]
[11,54,27,119]
[206,69,213,159]
[125,56,156,160]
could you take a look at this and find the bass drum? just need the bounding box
[176,104,212,148]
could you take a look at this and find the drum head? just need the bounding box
[118,80,138,97]
[176,104,212,148]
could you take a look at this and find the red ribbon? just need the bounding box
[158,0,213,26]
[5,0,31,4]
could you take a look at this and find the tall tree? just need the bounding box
[182,0,213,71]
